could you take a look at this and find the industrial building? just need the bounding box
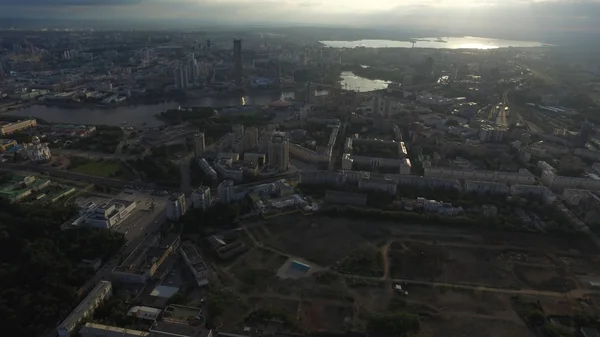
[79,323,148,337]
[166,193,187,221]
[57,281,113,337]
[112,234,180,284]
[149,305,210,337]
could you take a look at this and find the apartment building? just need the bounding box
[57,281,113,337]
[425,167,536,185]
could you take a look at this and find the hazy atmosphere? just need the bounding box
[3,0,600,37]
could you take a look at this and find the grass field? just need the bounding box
[69,158,130,178]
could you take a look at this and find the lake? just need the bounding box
[321,36,549,49]
[339,71,390,92]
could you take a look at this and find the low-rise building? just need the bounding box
[57,281,113,337]
[82,199,137,229]
[0,139,17,152]
[79,323,148,337]
[149,305,210,337]
[0,119,37,136]
[243,152,266,166]
[180,242,209,287]
[112,234,180,284]
[510,185,556,204]
[0,174,50,202]
[482,205,498,217]
[127,306,162,321]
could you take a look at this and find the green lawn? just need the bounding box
[70,160,129,178]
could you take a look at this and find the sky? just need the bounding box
[1,0,600,36]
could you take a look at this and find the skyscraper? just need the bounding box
[174,64,187,90]
[187,54,197,84]
[233,39,243,86]
[268,133,290,172]
[193,133,205,158]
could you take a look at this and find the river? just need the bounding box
[8,73,389,125]
[321,36,549,49]
[8,92,291,127]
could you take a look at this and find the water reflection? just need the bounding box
[321,36,549,49]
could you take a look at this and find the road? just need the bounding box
[53,148,138,160]
[0,163,156,190]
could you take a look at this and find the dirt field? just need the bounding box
[228,215,600,336]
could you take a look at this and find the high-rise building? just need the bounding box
[206,39,211,51]
[193,133,205,158]
[188,54,197,84]
[218,180,234,204]
[166,193,187,220]
[305,82,314,104]
[191,186,211,211]
[575,120,593,148]
[268,133,290,172]
[233,39,243,86]
[174,65,187,90]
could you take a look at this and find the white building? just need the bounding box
[191,186,211,211]
[57,281,112,337]
[127,306,162,321]
[24,136,51,162]
[268,133,290,172]
[82,200,137,229]
[193,133,205,158]
[166,193,186,220]
[218,180,235,204]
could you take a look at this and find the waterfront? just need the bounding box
[321,36,549,49]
